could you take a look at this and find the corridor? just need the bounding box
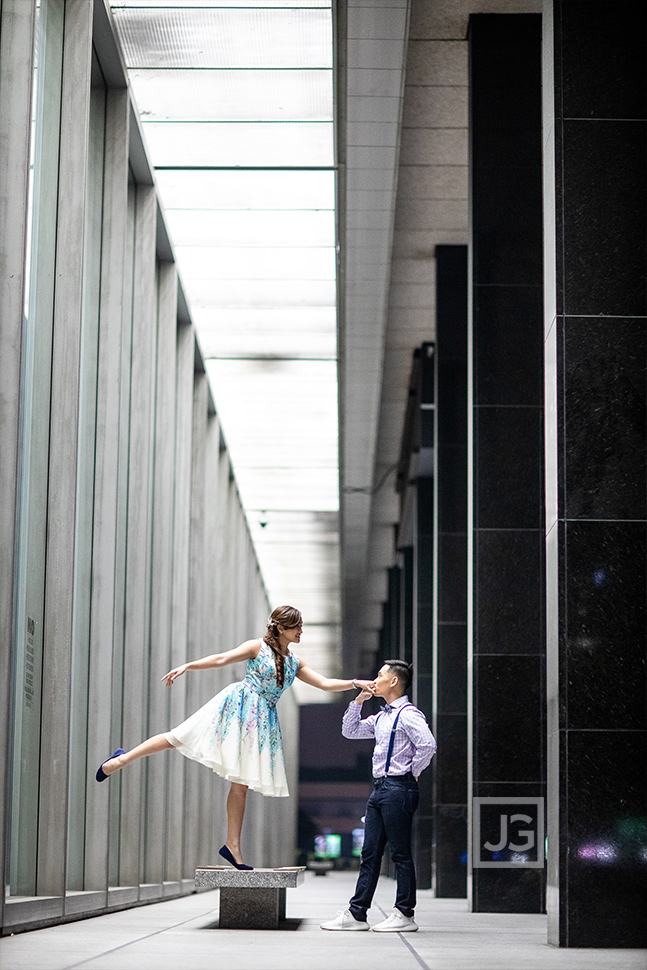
[1,872,644,970]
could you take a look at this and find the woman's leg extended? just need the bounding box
[225,782,249,864]
[102,734,173,776]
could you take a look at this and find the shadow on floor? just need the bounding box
[199,919,303,931]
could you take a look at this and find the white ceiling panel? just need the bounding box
[198,332,336,360]
[112,1,329,9]
[164,210,335,248]
[174,246,335,281]
[186,279,336,307]
[142,121,334,167]
[155,169,335,209]
[192,305,336,359]
[112,6,332,69]
[210,474,337,513]
[129,69,332,121]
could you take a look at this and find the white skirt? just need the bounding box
[166,679,289,797]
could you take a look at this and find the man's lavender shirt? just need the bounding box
[342,694,437,779]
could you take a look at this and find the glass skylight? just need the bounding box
[164,210,335,248]
[112,1,329,11]
[191,305,336,360]
[142,122,334,167]
[187,279,335,307]
[156,169,335,208]
[110,0,339,698]
[129,69,332,121]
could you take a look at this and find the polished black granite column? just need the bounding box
[378,564,399,665]
[375,563,401,884]
[401,545,414,666]
[432,246,468,898]
[389,345,436,889]
[469,15,546,913]
[412,477,434,890]
[543,0,647,947]
[414,348,435,887]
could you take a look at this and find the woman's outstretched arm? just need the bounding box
[296,662,374,694]
[162,638,261,686]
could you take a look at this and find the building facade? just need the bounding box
[0,0,645,950]
[0,0,298,934]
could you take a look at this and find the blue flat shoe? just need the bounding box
[219,844,253,870]
[96,749,126,783]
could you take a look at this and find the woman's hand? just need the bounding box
[161,663,188,687]
[354,679,376,703]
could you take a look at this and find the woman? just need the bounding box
[96,605,373,870]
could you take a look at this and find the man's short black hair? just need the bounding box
[384,659,413,694]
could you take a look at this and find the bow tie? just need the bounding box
[383,704,395,713]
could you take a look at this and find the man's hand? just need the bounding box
[354,681,376,704]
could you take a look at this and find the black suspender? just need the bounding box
[378,703,413,774]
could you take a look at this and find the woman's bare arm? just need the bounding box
[296,662,374,694]
[162,639,261,686]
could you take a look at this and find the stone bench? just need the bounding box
[195,866,306,929]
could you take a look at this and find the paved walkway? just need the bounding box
[1,871,645,970]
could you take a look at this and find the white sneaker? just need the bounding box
[320,908,370,931]
[371,908,419,932]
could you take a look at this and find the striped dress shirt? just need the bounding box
[342,694,437,779]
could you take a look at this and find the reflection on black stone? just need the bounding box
[565,521,646,730]
[563,318,646,521]
[566,731,647,947]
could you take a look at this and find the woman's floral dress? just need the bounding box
[166,640,299,797]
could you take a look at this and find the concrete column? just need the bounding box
[183,372,208,876]
[143,262,178,888]
[203,410,223,863]
[84,88,130,892]
[0,0,37,918]
[214,440,231,655]
[108,182,136,890]
[166,320,194,880]
[118,183,157,890]
[543,0,647,947]
[206,441,235,853]
[38,0,93,898]
[66,76,107,895]
[234,496,247,640]
[6,0,65,903]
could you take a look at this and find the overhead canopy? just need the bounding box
[110,0,339,702]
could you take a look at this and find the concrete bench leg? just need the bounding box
[219,887,281,929]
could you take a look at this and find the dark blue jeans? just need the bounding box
[349,774,420,920]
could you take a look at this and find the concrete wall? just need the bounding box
[0,0,298,934]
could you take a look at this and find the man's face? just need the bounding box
[372,663,398,697]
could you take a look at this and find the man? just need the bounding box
[321,660,436,933]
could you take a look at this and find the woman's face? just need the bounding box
[278,622,302,645]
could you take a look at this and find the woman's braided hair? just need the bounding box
[263,605,302,687]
